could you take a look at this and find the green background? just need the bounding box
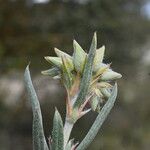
[0,0,150,149]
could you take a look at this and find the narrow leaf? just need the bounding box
[76,83,118,150]
[74,32,97,108]
[24,65,49,150]
[52,108,64,150]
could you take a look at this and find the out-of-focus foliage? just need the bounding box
[0,0,150,150]
[0,0,150,71]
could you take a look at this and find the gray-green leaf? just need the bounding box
[76,83,118,150]
[73,32,97,108]
[24,65,49,150]
[52,108,64,150]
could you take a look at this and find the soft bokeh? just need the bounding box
[0,0,150,150]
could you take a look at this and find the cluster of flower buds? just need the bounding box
[25,33,122,150]
[42,33,122,116]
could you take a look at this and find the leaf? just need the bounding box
[73,32,97,108]
[76,83,118,150]
[73,40,87,73]
[52,108,64,150]
[24,65,49,150]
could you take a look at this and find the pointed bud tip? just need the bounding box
[73,39,79,47]
[93,32,97,40]
[44,56,49,60]
[117,73,122,78]
[41,70,47,75]
[101,70,122,80]
[54,47,58,52]
[94,31,97,36]
[102,45,105,49]
[73,39,76,44]
[54,107,58,113]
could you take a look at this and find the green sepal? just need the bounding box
[73,32,97,108]
[41,67,60,77]
[101,88,111,98]
[90,95,100,111]
[73,40,87,73]
[45,56,62,68]
[55,48,74,71]
[93,46,105,72]
[101,69,122,81]
[62,56,74,90]
[24,65,49,150]
[52,108,64,150]
[54,47,72,60]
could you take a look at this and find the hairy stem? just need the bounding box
[63,117,74,147]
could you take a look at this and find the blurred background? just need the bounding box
[0,0,150,149]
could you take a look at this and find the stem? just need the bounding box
[63,117,74,147]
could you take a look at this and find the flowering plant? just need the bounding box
[24,32,121,150]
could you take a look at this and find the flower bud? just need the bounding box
[100,88,111,98]
[90,96,99,111]
[101,69,122,81]
[97,82,112,88]
[93,46,105,71]
[61,56,73,89]
[41,67,59,77]
[73,40,87,73]
[94,88,103,97]
[94,63,109,78]
[44,56,62,68]
[54,48,72,60]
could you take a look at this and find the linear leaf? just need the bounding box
[24,65,49,150]
[76,83,118,150]
[52,108,64,150]
[74,32,97,108]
